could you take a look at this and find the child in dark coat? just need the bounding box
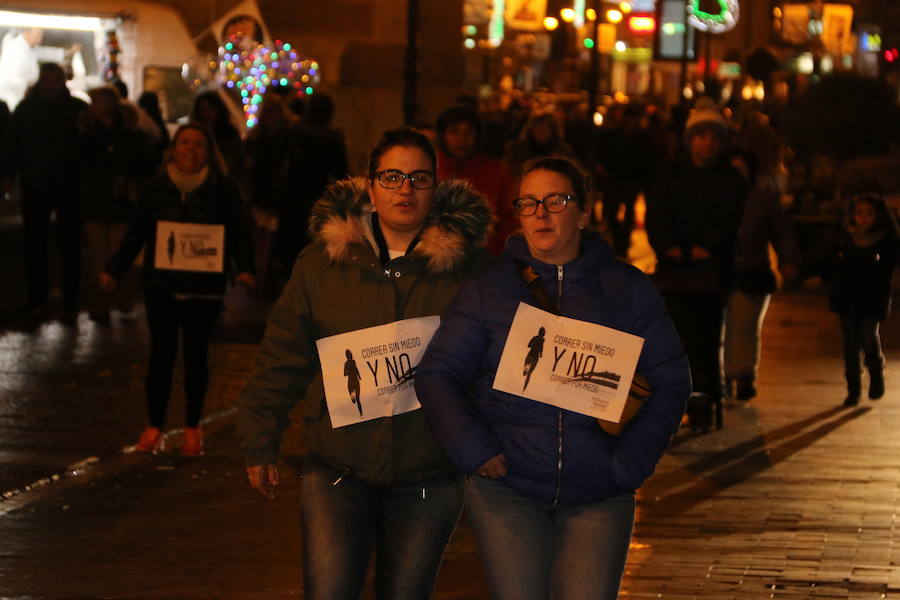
[829,194,898,406]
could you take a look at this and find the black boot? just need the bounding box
[868,364,885,400]
[735,375,757,401]
[844,372,861,407]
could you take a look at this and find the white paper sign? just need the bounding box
[154,220,225,273]
[315,316,440,428]
[493,303,644,422]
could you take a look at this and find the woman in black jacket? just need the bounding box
[101,123,255,455]
[829,194,898,406]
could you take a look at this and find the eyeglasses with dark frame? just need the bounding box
[512,193,575,216]
[374,169,435,190]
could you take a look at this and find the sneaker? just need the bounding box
[182,427,204,457]
[134,427,163,453]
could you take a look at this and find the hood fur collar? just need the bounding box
[309,177,492,272]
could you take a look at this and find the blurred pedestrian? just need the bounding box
[645,98,745,427]
[244,93,295,292]
[503,111,574,179]
[594,104,656,257]
[137,90,170,169]
[100,123,255,456]
[239,128,491,599]
[436,103,516,254]
[416,156,690,600]
[79,86,149,323]
[828,194,897,406]
[723,151,800,401]
[190,90,247,195]
[0,62,88,322]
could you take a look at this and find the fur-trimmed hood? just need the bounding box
[308,177,492,273]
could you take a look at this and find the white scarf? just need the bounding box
[166,162,209,198]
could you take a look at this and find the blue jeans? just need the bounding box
[299,455,464,600]
[466,476,635,600]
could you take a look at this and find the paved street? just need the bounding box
[0,217,898,598]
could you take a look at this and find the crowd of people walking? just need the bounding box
[0,62,896,598]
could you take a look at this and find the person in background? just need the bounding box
[80,86,149,323]
[828,194,897,406]
[190,90,247,196]
[244,93,296,293]
[137,90,171,169]
[594,104,657,258]
[416,156,690,600]
[503,111,574,180]
[101,123,255,456]
[1,62,88,323]
[239,128,491,599]
[645,98,744,428]
[270,93,349,282]
[436,103,516,255]
[0,28,41,109]
[109,78,164,153]
[722,151,799,402]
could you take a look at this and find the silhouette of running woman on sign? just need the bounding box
[344,349,363,416]
[167,230,176,265]
[523,327,545,391]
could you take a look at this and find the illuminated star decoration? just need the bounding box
[218,38,321,128]
[687,0,740,34]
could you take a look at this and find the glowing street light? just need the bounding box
[560,8,576,23]
[543,16,560,31]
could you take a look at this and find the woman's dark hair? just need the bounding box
[436,104,482,138]
[848,193,899,237]
[520,156,591,209]
[190,91,238,139]
[170,122,226,175]
[367,128,437,181]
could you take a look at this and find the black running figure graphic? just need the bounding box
[523,327,545,391]
[344,349,363,416]
[167,230,176,265]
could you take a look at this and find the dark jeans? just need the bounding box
[466,476,634,600]
[839,312,884,377]
[21,185,81,310]
[662,291,725,401]
[299,455,464,600]
[144,290,222,428]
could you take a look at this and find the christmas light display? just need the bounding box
[217,38,321,128]
[687,0,739,34]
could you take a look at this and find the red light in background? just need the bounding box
[885,48,899,62]
[628,15,656,33]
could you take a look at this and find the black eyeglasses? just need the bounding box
[512,193,575,216]
[374,169,435,190]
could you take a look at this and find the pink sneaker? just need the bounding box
[182,427,204,457]
[134,427,163,453]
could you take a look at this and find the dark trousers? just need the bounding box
[662,291,725,401]
[839,312,884,377]
[602,181,640,256]
[21,185,81,310]
[144,290,222,428]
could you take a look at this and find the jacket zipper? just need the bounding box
[552,264,564,507]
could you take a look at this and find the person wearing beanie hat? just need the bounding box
[645,98,745,430]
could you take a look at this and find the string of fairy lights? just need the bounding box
[217,38,321,128]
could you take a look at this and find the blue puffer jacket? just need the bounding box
[416,233,691,505]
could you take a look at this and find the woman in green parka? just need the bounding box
[239,127,491,599]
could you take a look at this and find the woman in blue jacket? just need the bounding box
[416,156,690,600]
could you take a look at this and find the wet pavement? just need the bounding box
[0,219,898,598]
